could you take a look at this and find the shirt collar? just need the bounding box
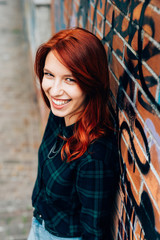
[50,111,75,139]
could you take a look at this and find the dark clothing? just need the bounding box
[32,111,119,239]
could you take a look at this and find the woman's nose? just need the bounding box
[50,78,64,96]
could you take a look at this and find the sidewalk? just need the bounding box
[0,0,41,239]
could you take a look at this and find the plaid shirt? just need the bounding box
[32,111,119,240]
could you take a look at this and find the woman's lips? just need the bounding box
[51,98,71,109]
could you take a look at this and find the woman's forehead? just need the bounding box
[44,51,73,76]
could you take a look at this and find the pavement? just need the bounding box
[0,0,41,239]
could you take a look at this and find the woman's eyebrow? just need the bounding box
[63,74,74,77]
[43,67,52,73]
[43,68,73,78]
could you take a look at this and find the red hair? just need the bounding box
[35,27,111,161]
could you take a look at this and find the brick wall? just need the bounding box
[50,0,160,239]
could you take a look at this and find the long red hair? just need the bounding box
[35,27,111,161]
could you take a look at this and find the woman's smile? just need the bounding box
[51,97,71,108]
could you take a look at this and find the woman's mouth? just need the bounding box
[51,98,71,108]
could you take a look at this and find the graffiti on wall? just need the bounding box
[106,0,160,239]
[108,0,160,239]
[52,0,160,239]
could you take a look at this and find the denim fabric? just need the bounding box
[27,217,82,240]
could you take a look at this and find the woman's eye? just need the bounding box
[44,72,53,77]
[65,78,76,83]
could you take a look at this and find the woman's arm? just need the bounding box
[76,153,118,240]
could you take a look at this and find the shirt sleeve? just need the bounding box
[76,156,117,240]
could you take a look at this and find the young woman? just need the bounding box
[28,27,119,240]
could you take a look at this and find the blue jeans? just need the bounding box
[27,217,82,240]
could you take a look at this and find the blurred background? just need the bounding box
[0,0,160,239]
[0,0,51,239]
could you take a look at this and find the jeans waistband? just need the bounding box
[31,217,82,240]
[33,208,43,225]
[33,209,82,240]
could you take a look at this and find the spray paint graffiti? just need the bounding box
[101,0,160,113]
[77,0,90,27]
[114,0,160,238]
[88,0,160,239]
[119,120,160,239]
[137,0,160,113]
[54,0,66,32]
[145,118,160,164]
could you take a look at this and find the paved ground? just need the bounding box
[0,0,41,239]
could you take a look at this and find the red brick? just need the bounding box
[95,30,102,41]
[109,71,119,99]
[123,46,138,76]
[129,29,139,52]
[120,16,130,42]
[142,184,160,233]
[74,0,81,26]
[90,0,96,5]
[64,9,70,27]
[103,21,111,40]
[90,3,95,24]
[51,0,55,33]
[151,199,160,234]
[109,94,117,113]
[64,0,69,11]
[97,0,106,16]
[144,45,160,76]
[112,33,124,60]
[124,43,160,79]
[110,53,124,81]
[96,10,104,33]
[135,115,160,173]
[129,1,160,43]
[86,18,92,32]
[74,0,80,5]
[67,0,73,24]
[149,144,160,174]
[150,0,160,8]
[78,22,83,28]
[141,38,160,77]
[104,42,109,54]
[144,5,160,43]
[119,119,149,189]
[124,58,158,101]
[116,189,124,216]
[129,1,143,26]
[105,1,114,25]
[120,135,142,205]
[143,166,160,209]
[136,94,160,134]
[112,0,130,16]
[137,84,158,112]
[134,219,145,240]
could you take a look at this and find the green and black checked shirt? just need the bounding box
[32,111,119,239]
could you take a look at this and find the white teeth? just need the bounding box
[52,99,70,106]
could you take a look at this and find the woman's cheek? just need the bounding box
[42,78,48,92]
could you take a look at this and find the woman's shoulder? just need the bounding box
[41,111,62,141]
[85,128,119,171]
[90,128,117,153]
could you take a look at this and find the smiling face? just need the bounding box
[42,51,86,126]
